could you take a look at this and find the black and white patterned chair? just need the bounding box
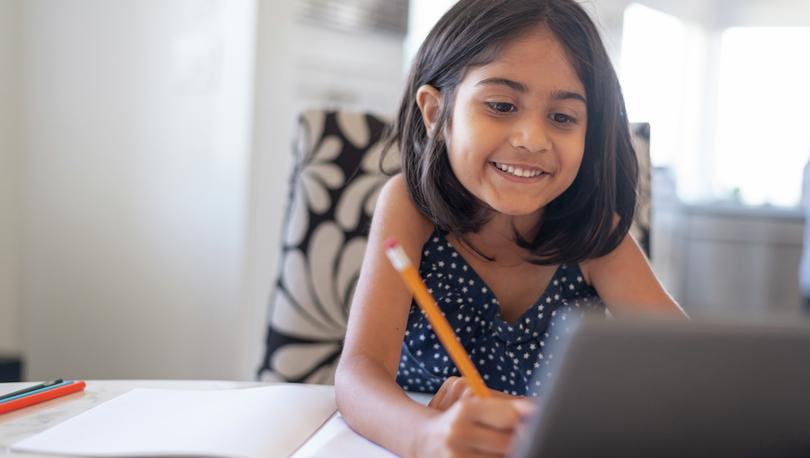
[257,113,651,384]
[257,110,398,384]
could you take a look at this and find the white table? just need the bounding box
[0,380,405,458]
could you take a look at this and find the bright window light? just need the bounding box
[714,27,810,206]
[404,0,456,66]
[621,4,688,166]
[620,4,706,200]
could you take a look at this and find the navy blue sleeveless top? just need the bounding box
[395,229,605,396]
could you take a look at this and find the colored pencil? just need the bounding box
[0,379,63,402]
[0,380,86,415]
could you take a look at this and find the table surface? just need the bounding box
[0,380,265,458]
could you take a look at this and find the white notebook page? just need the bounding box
[292,391,432,457]
[12,384,336,458]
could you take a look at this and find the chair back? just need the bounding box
[257,110,397,383]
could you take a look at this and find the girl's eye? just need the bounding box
[551,113,576,124]
[486,102,517,113]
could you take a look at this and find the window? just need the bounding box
[622,4,810,206]
[620,3,706,200]
[714,27,810,206]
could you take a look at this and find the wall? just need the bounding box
[239,0,296,382]
[0,0,20,356]
[18,0,256,380]
[714,0,810,28]
[291,23,405,116]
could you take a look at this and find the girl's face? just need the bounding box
[443,27,587,220]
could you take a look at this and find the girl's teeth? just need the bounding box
[495,162,541,178]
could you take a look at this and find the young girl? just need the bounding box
[335,0,685,456]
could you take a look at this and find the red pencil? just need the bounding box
[0,380,86,415]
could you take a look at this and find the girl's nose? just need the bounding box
[510,115,550,153]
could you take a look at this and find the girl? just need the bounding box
[335,0,685,456]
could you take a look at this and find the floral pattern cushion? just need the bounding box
[257,110,398,384]
[256,114,650,384]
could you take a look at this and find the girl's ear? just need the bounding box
[416,84,442,137]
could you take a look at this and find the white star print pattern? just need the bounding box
[395,229,605,396]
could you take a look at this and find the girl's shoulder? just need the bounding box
[374,173,435,250]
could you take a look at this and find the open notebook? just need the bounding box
[10,384,401,458]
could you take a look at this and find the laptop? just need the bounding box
[512,317,810,458]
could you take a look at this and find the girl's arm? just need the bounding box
[335,174,530,457]
[335,174,437,455]
[582,233,686,317]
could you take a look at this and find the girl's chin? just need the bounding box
[488,203,545,218]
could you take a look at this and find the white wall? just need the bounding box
[239,0,297,383]
[0,0,20,356]
[18,0,256,381]
[713,0,810,28]
[292,23,405,116]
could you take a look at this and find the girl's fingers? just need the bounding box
[429,376,468,411]
[435,397,529,457]
[511,398,537,419]
[454,397,518,431]
[455,446,510,458]
[451,422,514,455]
[449,377,470,401]
[428,385,447,410]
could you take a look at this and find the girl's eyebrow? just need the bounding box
[551,89,588,105]
[476,77,528,92]
[475,77,587,104]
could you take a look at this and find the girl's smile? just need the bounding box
[489,160,550,181]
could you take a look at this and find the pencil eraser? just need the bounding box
[384,237,398,250]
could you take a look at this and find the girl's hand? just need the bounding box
[413,395,535,458]
[429,376,521,411]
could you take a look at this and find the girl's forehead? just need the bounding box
[464,27,584,94]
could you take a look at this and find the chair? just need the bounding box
[257,110,398,383]
[629,122,651,258]
[257,114,652,384]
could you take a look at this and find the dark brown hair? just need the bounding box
[383,0,638,265]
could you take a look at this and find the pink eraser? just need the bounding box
[384,237,398,250]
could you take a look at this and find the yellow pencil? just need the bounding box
[385,237,490,398]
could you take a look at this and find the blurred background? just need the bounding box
[1,0,809,382]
